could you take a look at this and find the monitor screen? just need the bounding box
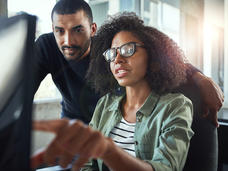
[0,13,36,170]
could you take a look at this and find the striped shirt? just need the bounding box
[109,118,136,157]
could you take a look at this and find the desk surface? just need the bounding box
[36,165,71,171]
[218,119,228,126]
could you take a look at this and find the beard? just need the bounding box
[61,39,91,61]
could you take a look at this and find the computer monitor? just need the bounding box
[0,13,36,170]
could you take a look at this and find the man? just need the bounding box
[33,0,223,125]
[33,0,98,123]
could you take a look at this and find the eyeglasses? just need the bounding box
[103,42,145,62]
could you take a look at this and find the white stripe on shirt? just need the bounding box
[109,118,136,157]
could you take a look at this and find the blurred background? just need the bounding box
[0,0,228,170]
[1,0,226,111]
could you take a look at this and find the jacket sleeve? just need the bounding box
[146,95,194,171]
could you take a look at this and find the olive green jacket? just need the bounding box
[81,91,194,171]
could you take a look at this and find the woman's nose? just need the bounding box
[113,49,125,64]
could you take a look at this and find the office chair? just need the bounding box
[183,117,218,171]
[176,82,218,171]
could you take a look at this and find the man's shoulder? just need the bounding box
[35,32,61,59]
[36,32,55,44]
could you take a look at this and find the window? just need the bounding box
[203,0,227,119]
[203,24,224,91]
[120,0,134,12]
[144,0,151,12]
[143,0,158,27]
[159,2,180,44]
[141,1,180,45]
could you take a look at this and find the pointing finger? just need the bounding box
[33,119,69,133]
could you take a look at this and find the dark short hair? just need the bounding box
[87,12,188,96]
[51,0,93,23]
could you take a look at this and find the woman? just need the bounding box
[31,12,193,171]
[83,12,193,171]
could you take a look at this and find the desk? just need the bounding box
[36,165,71,171]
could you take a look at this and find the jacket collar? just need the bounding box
[107,91,160,116]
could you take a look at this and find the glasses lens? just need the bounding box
[104,48,116,62]
[120,43,135,57]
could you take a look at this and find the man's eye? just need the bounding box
[74,28,82,33]
[56,29,64,34]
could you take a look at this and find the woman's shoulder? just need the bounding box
[90,93,124,129]
[157,92,193,118]
[157,93,193,126]
[97,93,124,107]
[160,92,192,106]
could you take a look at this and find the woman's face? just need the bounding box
[110,31,148,87]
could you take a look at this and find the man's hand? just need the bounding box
[31,119,111,171]
[192,72,224,127]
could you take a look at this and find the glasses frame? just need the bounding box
[103,42,144,62]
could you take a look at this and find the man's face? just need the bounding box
[52,10,96,61]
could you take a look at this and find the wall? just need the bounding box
[0,0,7,16]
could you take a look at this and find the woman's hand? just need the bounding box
[31,119,111,171]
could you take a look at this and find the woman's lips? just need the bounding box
[115,69,128,78]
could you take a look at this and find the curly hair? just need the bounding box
[87,12,188,96]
